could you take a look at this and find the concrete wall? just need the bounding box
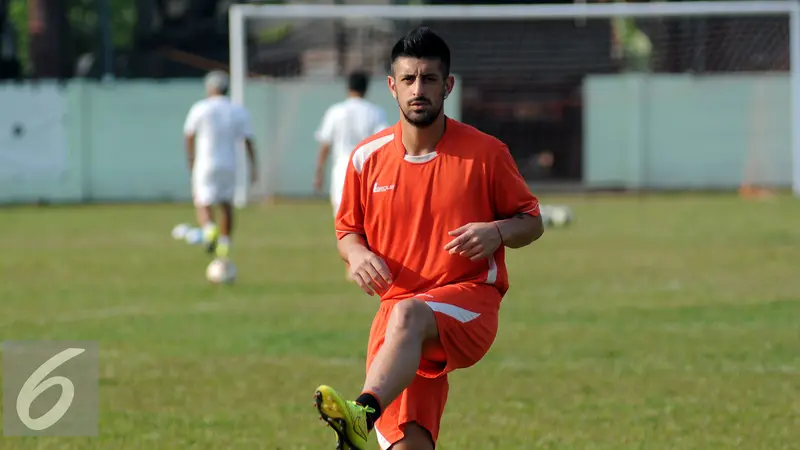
[584,73,791,190]
[0,77,460,204]
[0,73,791,204]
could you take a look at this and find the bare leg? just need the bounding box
[219,202,233,237]
[216,202,233,258]
[389,423,434,450]
[362,299,439,408]
[196,205,214,227]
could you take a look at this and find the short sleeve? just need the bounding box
[315,107,336,145]
[238,107,254,140]
[334,158,365,239]
[492,144,541,219]
[183,104,201,135]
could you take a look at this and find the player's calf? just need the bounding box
[216,202,234,258]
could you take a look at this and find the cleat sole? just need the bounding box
[315,390,358,449]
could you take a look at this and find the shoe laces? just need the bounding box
[347,400,375,414]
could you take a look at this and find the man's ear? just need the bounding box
[444,74,455,99]
[387,75,397,99]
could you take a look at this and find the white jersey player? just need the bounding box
[314,71,388,216]
[183,71,257,259]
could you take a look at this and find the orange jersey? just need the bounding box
[335,117,540,301]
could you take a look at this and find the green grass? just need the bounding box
[1,193,799,449]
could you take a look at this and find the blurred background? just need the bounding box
[0,0,792,202]
[1,1,798,449]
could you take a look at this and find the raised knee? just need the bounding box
[388,299,433,337]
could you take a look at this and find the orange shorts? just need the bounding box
[366,282,500,449]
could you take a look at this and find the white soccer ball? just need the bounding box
[549,205,573,228]
[206,258,237,284]
[171,223,191,240]
[184,227,204,245]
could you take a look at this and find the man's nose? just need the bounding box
[411,78,425,97]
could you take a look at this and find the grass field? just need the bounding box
[1,193,799,449]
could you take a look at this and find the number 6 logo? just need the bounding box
[16,348,86,431]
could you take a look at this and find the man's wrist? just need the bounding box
[341,234,369,262]
[493,221,505,246]
[346,243,369,260]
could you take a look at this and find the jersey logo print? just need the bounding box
[373,182,395,193]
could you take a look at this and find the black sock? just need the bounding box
[355,393,382,431]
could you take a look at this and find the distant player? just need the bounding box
[183,71,257,259]
[314,71,389,217]
[313,28,545,449]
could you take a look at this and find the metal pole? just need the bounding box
[791,1,800,197]
[100,0,113,81]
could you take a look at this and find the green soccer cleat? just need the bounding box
[203,224,219,254]
[314,385,373,450]
[215,240,229,258]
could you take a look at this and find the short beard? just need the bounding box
[398,98,444,128]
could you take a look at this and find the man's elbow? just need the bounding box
[529,216,545,244]
[508,215,544,248]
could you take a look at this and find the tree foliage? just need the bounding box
[7,0,136,75]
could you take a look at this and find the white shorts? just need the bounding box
[329,167,347,217]
[330,185,343,217]
[192,168,236,207]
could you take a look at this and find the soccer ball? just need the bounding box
[541,204,574,228]
[206,258,237,284]
[549,205,573,228]
[171,223,191,240]
[184,228,204,245]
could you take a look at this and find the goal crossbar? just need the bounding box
[231,1,796,20]
[229,1,800,205]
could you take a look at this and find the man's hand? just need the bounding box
[444,222,503,261]
[250,166,258,186]
[347,246,393,296]
[313,170,324,194]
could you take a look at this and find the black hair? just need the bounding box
[390,27,451,76]
[347,71,369,95]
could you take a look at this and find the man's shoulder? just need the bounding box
[365,100,384,112]
[349,126,397,173]
[326,100,350,115]
[231,102,250,118]
[448,119,507,157]
[188,98,209,113]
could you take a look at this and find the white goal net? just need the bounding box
[229,1,800,206]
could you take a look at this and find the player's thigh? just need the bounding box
[365,298,437,371]
[417,283,501,377]
[192,183,215,207]
[366,285,500,378]
[212,169,236,202]
[197,171,235,202]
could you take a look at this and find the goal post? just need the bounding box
[229,1,800,206]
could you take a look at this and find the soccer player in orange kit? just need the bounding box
[314,27,545,450]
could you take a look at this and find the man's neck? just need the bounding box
[401,115,446,157]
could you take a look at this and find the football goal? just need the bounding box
[228,1,800,206]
